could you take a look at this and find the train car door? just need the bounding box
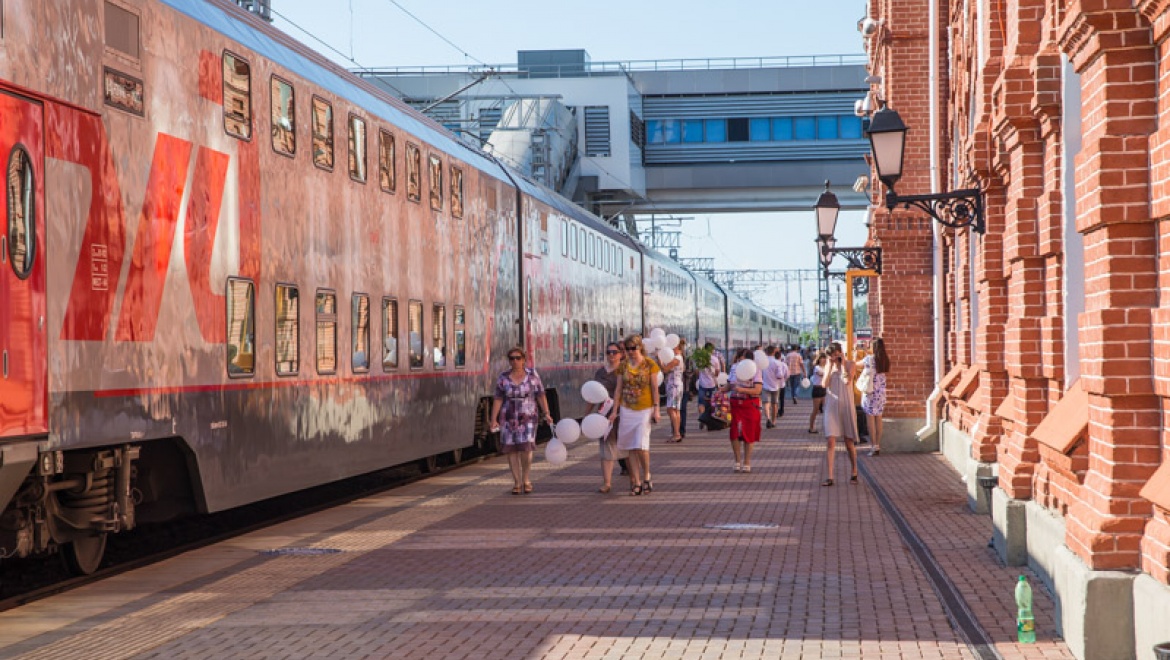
[0,91,47,438]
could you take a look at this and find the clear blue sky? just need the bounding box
[270,0,873,326]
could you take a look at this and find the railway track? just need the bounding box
[0,448,494,612]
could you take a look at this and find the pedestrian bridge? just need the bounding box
[359,52,872,217]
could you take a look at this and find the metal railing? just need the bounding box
[360,54,867,78]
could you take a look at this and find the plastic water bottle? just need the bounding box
[1015,575,1036,643]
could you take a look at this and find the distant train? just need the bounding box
[0,0,799,572]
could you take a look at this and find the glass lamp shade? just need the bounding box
[866,105,908,185]
[813,182,840,240]
[817,237,837,268]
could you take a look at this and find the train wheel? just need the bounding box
[61,533,107,575]
[417,454,438,474]
[447,447,463,466]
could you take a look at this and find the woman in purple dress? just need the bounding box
[489,347,554,495]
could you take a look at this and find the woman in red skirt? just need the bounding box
[724,349,764,472]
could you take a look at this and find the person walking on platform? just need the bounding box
[608,335,661,496]
[490,347,554,495]
[588,342,627,493]
[785,345,806,404]
[695,342,723,427]
[820,342,859,486]
[725,349,764,472]
[663,338,687,442]
[861,337,891,456]
[760,346,785,428]
[808,350,828,433]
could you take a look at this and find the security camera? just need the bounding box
[859,17,880,36]
[854,99,866,117]
[865,74,883,85]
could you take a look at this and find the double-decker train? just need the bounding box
[0,0,800,572]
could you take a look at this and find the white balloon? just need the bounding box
[545,437,568,464]
[581,380,609,405]
[555,418,581,444]
[650,327,666,339]
[641,336,660,352]
[754,350,769,371]
[716,372,729,387]
[654,371,663,387]
[735,360,758,382]
[665,333,680,348]
[801,378,812,390]
[657,348,675,365]
[581,413,610,439]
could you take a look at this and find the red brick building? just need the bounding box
[863,0,1170,656]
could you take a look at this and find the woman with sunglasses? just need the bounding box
[490,347,554,495]
[821,342,859,486]
[588,342,627,493]
[608,335,661,496]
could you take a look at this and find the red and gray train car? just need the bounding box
[0,0,798,572]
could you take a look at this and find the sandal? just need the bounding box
[598,485,611,494]
[511,487,522,495]
[734,463,742,472]
[643,480,653,493]
[821,479,834,487]
[630,485,643,496]
[742,466,751,474]
[523,483,533,494]
[850,474,858,484]
[667,436,683,443]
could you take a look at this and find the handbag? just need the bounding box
[856,367,875,394]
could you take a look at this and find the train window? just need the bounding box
[315,290,337,375]
[572,321,581,362]
[587,234,593,267]
[6,147,35,280]
[311,96,334,170]
[561,220,568,257]
[352,293,371,373]
[450,166,464,218]
[378,129,396,193]
[222,52,252,140]
[433,303,447,368]
[348,114,367,183]
[454,306,466,368]
[581,323,590,363]
[408,300,424,369]
[104,2,140,59]
[226,278,255,377]
[406,143,421,202]
[428,154,443,211]
[275,284,299,376]
[591,324,600,360]
[570,225,577,260]
[562,319,570,363]
[381,297,399,369]
[270,76,296,157]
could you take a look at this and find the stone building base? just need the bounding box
[938,421,1145,659]
[938,421,993,513]
[1133,574,1170,660]
[882,417,935,453]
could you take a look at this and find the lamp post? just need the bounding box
[812,182,883,275]
[867,104,985,233]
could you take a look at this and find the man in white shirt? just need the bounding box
[696,342,723,428]
[761,346,789,428]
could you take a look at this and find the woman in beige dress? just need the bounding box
[821,342,859,486]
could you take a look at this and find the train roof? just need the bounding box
[168,0,513,185]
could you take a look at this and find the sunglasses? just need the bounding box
[624,347,638,352]
[507,355,523,361]
[605,350,621,355]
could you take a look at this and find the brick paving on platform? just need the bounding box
[0,400,1074,659]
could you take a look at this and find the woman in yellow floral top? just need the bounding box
[608,335,660,496]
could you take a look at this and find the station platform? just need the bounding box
[0,403,1074,659]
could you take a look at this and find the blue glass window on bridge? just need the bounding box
[794,117,816,140]
[704,119,726,142]
[839,115,864,139]
[683,120,704,143]
[817,116,838,139]
[749,118,770,141]
[771,117,793,141]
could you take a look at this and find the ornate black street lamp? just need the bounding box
[813,183,882,274]
[867,104,985,233]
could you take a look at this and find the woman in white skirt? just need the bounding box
[608,335,661,496]
[821,342,859,486]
